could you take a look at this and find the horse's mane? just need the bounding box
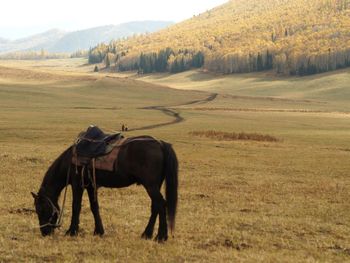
[40,145,73,191]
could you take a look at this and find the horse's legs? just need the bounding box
[141,200,158,240]
[87,185,104,236]
[143,186,167,242]
[66,180,84,236]
[155,192,168,242]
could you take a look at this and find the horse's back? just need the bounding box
[117,136,164,184]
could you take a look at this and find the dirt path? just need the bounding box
[128,93,217,131]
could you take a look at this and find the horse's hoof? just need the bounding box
[94,229,104,236]
[141,231,153,240]
[154,234,168,243]
[65,228,78,236]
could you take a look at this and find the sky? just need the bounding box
[0,0,227,40]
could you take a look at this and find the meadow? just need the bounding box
[0,59,349,262]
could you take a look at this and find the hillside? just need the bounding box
[0,38,9,44]
[47,21,174,53]
[92,0,350,76]
[136,68,350,110]
[0,21,173,55]
[0,29,66,54]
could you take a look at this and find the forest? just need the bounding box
[88,0,350,76]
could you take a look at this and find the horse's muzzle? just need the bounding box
[40,226,54,237]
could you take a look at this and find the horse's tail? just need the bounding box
[161,141,178,234]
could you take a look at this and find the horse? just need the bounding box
[31,136,178,242]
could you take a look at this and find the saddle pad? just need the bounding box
[72,138,127,172]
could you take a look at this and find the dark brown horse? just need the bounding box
[31,137,178,242]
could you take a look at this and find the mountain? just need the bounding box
[47,21,174,53]
[0,21,173,54]
[0,38,9,44]
[93,0,350,76]
[0,29,66,54]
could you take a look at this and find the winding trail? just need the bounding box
[128,93,217,132]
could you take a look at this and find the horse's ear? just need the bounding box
[31,192,38,199]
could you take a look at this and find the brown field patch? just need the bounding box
[190,130,280,142]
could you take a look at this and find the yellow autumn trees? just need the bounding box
[89,0,350,75]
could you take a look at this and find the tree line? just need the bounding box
[88,46,205,74]
[0,49,69,60]
[88,44,350,76]
[0,49,88,60]
[205,48,350,76]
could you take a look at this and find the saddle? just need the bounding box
[72,125,125,172]
[75,125,122,158]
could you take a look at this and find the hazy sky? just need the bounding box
[0,0,227,40]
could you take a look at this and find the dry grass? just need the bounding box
[0,64,96,82]
[136,68,350,112]
[0,60,349,262]
[190,130,279,142]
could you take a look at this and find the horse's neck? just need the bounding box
[39,170,67,203]
[39,146,72,202]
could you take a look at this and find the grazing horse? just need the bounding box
[31,137,178,242]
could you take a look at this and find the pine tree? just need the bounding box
[257,52,264,71]
[105,53,111,68]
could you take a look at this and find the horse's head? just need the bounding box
[31,192,60,236]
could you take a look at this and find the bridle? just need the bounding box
[39,195,61,229]
[39,164,71,229]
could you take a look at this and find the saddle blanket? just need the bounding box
[72,138,127,172]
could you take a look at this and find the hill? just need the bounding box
[0,38,9,44]
[0,21,173,55]
[91,0,350,76]
[135,68,350,110]
[0,29,66,54]
[47,21,174,53]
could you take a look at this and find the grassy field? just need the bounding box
[0,60,349,262]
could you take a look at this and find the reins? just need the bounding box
[39,164,71,229]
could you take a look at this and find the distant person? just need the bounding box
[125,125,128,132]
[122,124,125,132]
